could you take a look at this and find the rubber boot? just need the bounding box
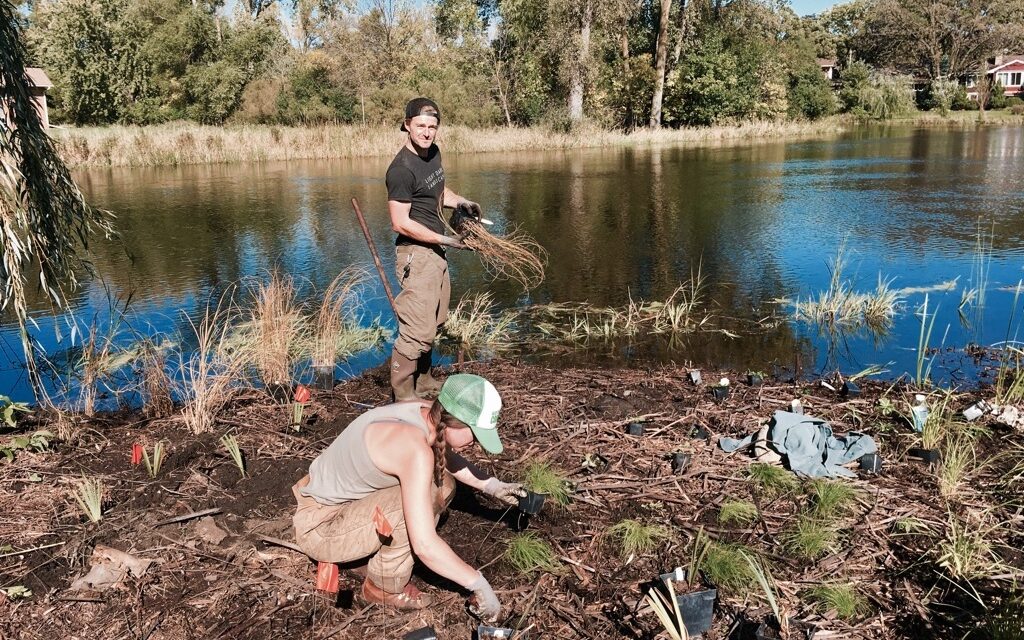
[415,349,443,398]
[390,350,418,402]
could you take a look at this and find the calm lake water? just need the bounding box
[3,125,1024,401]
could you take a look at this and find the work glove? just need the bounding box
[437,234,470,251]
[462,201,482,219]
[467,571,502,622]
[483,477,527,506]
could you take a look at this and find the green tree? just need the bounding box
[2,3,115,393]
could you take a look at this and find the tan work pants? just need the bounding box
[292,472,456,594]
[393,244,450,360]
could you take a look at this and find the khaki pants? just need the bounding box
[393,244,450,360]
[292,472,456,594]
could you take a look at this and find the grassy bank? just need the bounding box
[52,110,1024,169]
[55,119,856,168]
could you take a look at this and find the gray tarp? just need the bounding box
[719,410,877,478]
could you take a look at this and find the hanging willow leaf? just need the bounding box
[1,3,115,396]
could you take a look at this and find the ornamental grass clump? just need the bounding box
[719,499,759,527]
[746,463,798,497]
[140,339,175,419]
[783,514,838,560]
[310,267,369,369]
[504,533,561,576]
[522,462,572,506]
[806,583,868,620]
[245,272,303,387]
[700,542,758,594]
[179,299,242,434]
[806,480,858,519]
[606,519,671,559]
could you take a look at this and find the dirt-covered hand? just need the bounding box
[437,235,470,251]
[463,201,483,219]
[483,477,527,506]
[467,572,501,622]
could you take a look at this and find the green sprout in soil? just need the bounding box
[806,583,868,620]
[718,499,759,527]
[220,433,246,478]
[892,516,933,536]
[73,477,104,523]
[522,462,571,506]
[806,479,858,519]
[142,441,166,478]
[606,519,671,559]
[503,532,562,576]
[783,514,838,560]
[700,542,758,594]
[746,463,798,497]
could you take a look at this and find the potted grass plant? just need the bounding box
[711,378,730,402]
[649,528,717,638]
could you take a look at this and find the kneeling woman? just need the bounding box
[292,374,522,621]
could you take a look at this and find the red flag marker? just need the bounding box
[131,443,143,466]
[315,561,339,593]
[294,385,311,404]
[372,505,393,538]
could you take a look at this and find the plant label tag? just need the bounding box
[131,443,143,465]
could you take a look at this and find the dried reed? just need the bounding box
[245,272,302,386]
[310,267,368,368]
[443,292,516,353]
[140,340,174,419]
[179,299,241,434]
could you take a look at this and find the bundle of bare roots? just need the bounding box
[451,216,547,291]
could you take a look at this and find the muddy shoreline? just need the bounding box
[1,360,1021,639]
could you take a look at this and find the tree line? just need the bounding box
[21,0,1024,129]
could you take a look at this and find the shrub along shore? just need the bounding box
[53,110,1022,169]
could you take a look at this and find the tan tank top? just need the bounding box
[300,401,429,505]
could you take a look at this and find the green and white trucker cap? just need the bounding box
[437,374,503,454]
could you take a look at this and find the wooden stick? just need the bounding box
[153,507,221,527]
[351,198,398,318]
[0,541,64,559]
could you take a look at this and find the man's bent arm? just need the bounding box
[442,187,470,209]
[389,199,458,246]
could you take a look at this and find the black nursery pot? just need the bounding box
[266,382,292,403]
[518,491,547,515]
[313,366,335,391]
[711,385,729,401]
[675,587,717,637]
[671,452,691,475]
[859,452,883,474]
[403,627,437,640]
[626,422,645,436]
[690,424,710,440]
[747,373,763,387]
[908,447,941,464]
[688,370,702,385]
[656,569,716,638]
[841,381,861,397]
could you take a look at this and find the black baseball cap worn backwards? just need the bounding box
[401,98,441,131]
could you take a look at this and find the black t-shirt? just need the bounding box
[386,145,446,247]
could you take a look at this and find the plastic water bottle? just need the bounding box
[911,394,928,432]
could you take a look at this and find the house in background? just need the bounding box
[817,58,837,81]
[1,67,53,130]
[964,55,1024,100]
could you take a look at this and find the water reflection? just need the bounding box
[3,126,1024,399]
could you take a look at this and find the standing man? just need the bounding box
[386,98,481,401]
